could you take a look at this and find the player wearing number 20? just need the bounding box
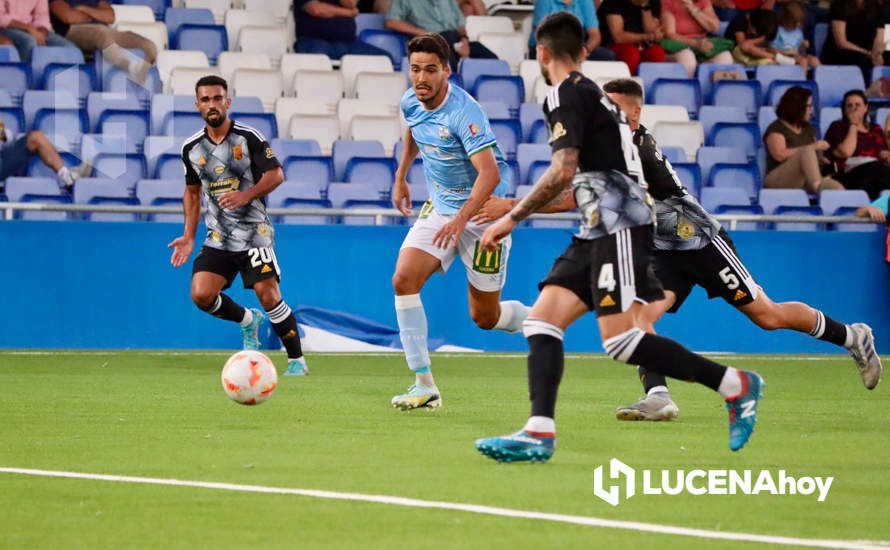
[168,75,308,377]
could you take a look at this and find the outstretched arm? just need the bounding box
[508,147,579,222]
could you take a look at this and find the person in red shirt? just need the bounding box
[824,90,890,200]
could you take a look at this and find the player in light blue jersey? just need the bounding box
[389,33,531,411]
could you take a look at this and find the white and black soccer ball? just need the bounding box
[221,350,278,405]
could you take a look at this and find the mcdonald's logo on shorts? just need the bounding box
[472,241,502,274]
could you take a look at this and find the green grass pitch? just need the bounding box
[1,351,888,549]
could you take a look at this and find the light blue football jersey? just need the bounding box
[401,84,510,215]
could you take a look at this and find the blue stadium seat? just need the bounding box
[708,162,761,199]
[0,63,32,105]
[94,47,146,89]
[700,186,751,211]
[406,182,429,206]
[765,79,818,109]
[459,58,510,92]
[759,188,821,231]
[81,133,139,165]
[479,101,511,120]
[153,153,183,179]
[0,45,20,62]
[121,0,168,19]
[358,30,406,69]
[695,63,745,103]
[73,177,139,221]
[0,107,25,136]
[649,78,702,119]
[164,7,214,42]
[473,76,524,115]
[143,135,180,178]
[3,176,71,220]
[660,146,686,164]
[524,160,549,192]
[819,189,874,232]
[490,118,520,161]
[696,145,747,184]
[103,66,162,107]
[872,66,890,84]
[98,109,150,149]
[268,181,334,225]
[327,182,382,208]
[161,110,204,137]
[23,90,78,128]
[813,23,828,57]
[519,102,544,142]
[671,162,702,198]
[758,105,777,136]
[230,96,264,114]
[713,203,764,230]
[231,112,277,140]
[638,62,688,93]
[86,92,143,132]
[44,63,95,103]
[33,108,87,148]
[173,25,228,65]
[517,143,550,187]
[755,65,805,99]
[282,156,334,192]
[819,107,842,138]
[344,157,395,195]
[135,178,183,222]
[698,106,747,143]
[26,152,81,180]
[356,13,386,35]
[528,118,548,144]
[150,94,193,135]
[708,122,761,159]
[92,153,147,189]
[31,46,84,88]
[272,139,322,158]
[815,65,865,108]
[333,140,385,181]
[406,159,424,186]
[0,89,11,107]
[711,80,761,119]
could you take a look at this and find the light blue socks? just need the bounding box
[395,294,431,372]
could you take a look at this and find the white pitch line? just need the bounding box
[1,467,887,549]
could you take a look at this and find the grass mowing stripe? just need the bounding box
[2,467,887,550]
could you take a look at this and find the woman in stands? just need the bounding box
[660,0,734,77]
[824,89,890,200]
[819,0,888,84]
[763,86,844,192]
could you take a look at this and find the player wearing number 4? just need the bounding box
[389,33,531,411]
[475,12,765,462]
[168,75,308,377]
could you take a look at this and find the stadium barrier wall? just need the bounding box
[2,221,887,353]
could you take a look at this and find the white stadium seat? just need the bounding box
[156,50,209,88]
[169,66,220,95]
[111,5,155,25]
[115,22,169,52]
[231,68,283,111]
[292,70,343,105]
[184,0,231,23]
[337,99,399,139]
[354,72,405,104]
[465,15,514,41]
[280,53,333,95]
[350,115,401,154]
[653,121,703,161]
[518,59,542,102]
[340,54,393,98]
[238,25,289,63]
[218,51,271,82]
[289,114,339,153]
[640,105,689,130]
[224,9,277,49]
[275,98,336,138]
[243,0,291,21]
[581,60,631,80]
[477,32,526,72]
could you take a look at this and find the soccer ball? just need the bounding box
[221,350,278,405]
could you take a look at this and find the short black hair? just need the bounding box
[603,78,644,100]
[195,75,228,94]
[536,12,584,61]
[407,33,451,67]
[749,9,778,41]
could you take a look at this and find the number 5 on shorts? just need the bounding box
[719,266,739,290]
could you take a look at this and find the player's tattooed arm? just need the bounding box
[509,147,579,222]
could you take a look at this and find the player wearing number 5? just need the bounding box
[168,75,308,376]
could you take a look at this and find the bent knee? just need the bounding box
[470,308,499,330]
[191,290,217,310]
[392,271,422,295]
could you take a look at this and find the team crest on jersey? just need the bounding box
[438,126,452,140]
[211,230,221,242]
[265,147,274,159]
[257,223,270,237]
[214,165,225,175]
[197,156,206,166]
[549,121,567,142]
[233,145,243,160]
[677,217,695,239]
[468,123,480,136]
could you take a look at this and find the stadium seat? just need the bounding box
[272,138,322,158]
[523,160,549,192]
[695,63,745,102]
[648,78,701,119]
[516,143,550,187]
[280,53,333,96]
[490,119,521,161]
[708,162,761,199]
[98,109,150,147]
[135,179,183,222]
[238,25,289,62]
[31,46,84,88]
[580,60,631,81]
[80,133,138,164]
[23,90,78,129]
[74,177,139,221]
[459,58,510,93]
[759,188,821,231]
[86,92,143,133]
[405,159,425,186]
[168,66,221,97]
[528,118,549,144]
[161,110,204,137]
[711,80,761,119]
[815,65,865,108]
[713,203,764,230]
[465,15,513,40]
[33,108,87,148]
[354,72,405,104]
[3,177,71,220]
[819,189,874,232]
[518,59,543,102]
[764,79,818,109]
[696,146,747,184]
[218,52,272,82]
[275,98,335,138]
[340,55,394,98]
[292,70,343,106]
[356,13,385,35]
[872,66,890,84]
[638,62,687,93]
[407,182,429,206]
[479,101,511,121]
[183,0,229,23]
[519,102,544,142]
[44,63,95,104]
[755,65,805,98]
[150,94,191,135]
[153,153,183,179]
[758,105,778,136]
[230,96,264,114]
[357,30,406,70]
[268,179,325,202]
[0,106,25,136]
[174,24,227,65]
[223,9,277,50]
[164,7,214,41]
[112,3,157,23]
[514,184,534,199]
[344,157,395,193]
[243,0,291,20]
[327,181,382,208]
[282,156,334,191]
[143,135,180,176]
[820,107,842,137]
[0,89,11,107]
[708,122,760,159]
[477,32,526,71]
[115,22,169,52]
[231,112,277,139]
[700,186,751,211]
[0,63,33,105]
[92,153,147,189]
[639,104,688,130]
[0,44,20,63]
[103,66,162,106]
[473,75,524,115]
[268,181,333,225]
[231,68,283,112]
[660,146,686,164]
[653,120,702,160]
[349,116,400,154]
[333,140,385,181]
[697,107,748,148]
[337,99,398,140]
[289,114,340,153]
[156,50,209,90]
[26,152,81,181]
[671,162,702,198]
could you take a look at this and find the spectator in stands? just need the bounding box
[825,89,890,200]
[764,86,843,192]
[819,0,887,84]
[48,0,156,85]
[0,0,75,62]
[0,119,87,192]
[660,0,735,77]
[712,0,774,23]
[385,0,498,69]
[772,2,819,72]
[598,0,665,75]
[458,0,488,17]
[528,0,618,61]
[294,0,392,60]
[726,8,779,66]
